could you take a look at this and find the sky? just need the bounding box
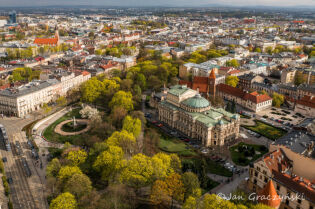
[0,0,314,7]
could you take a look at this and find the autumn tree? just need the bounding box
[50,192,77,209]
[183,196,197,209]
[46,158,61,177]
[182,172,201,200]
[225,76,239,87]
[64,173,92,198]
[226,59,240,67]
[106,130,136,156]
[150,180,171,205]
[109,91,134,112]
[58,166,83,182]
[122,115,142,138]
[120,153,153,189]
[151,153,174,180]
[56,96,67,107]
[272,93,284,108]
[93,145,125,180]
[66,149,87,166]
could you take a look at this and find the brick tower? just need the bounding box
[208,69,216,97]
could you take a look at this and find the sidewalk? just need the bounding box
[32,108,69,149]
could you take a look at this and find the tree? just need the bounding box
[226,59,240,67]
[120,153,153,189]
[254,47,261,53]
[50,192,77,209]
[110,107,127,128]
[150,180,171,205]
[93,145,125,180]
[46,158,61,177]
[122,116,142,138]
[109,91,134,112]
[151,153,174,180]
[310,51,315,57]
[225,76,239,87]
[64,173,92,198]
[183,196,197,209]
[182,172,200,200]
[170,154,182,173]
[165,173,185,206]
[272,93,284,108]
[203,194,237,209]
[88,31,95,39]
[265,46,273,55]
[135,73,146,90]
[42,103,52,115]
[80,78,104,104]
[294,73,306,85]
[79,105,99,120]
[56,96,67,107]
[58,166,83,182]
[106,130,136,156]
[66,149,87,166]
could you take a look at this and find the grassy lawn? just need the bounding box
[229,142,268,166]
[242,120,287,140]
[182,158,233,177]
[43,108,85,144]
[159,136,197,157]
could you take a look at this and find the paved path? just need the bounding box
[54,119,90,136]
[32,108,69,149]
[210,167,249,196]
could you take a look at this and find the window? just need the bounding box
[255,172,258,177]
[276,185,280,191]
[285,199,289,205]
[264,177,268,183]
[310,206,314,209]
[298,199,301,204]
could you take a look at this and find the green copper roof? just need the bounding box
[168,85,194,96]
[182,94,210,108]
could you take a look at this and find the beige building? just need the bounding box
[0,71,91,117]
[281,69,296,84]
[157,85,240,147]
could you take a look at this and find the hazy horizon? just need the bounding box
[0,0,314,7]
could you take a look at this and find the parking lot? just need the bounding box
[256,107,306,126]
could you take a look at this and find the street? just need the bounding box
[0,116,48,209]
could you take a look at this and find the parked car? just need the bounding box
[2,157,7,163]
[152,121,158,124]
[157,123,163,127]
[184,139,190,142]
[7,177,13,184]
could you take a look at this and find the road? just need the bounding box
[0,116,48,209]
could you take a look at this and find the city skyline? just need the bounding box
[0,0,314,7]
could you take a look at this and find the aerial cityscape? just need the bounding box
[0,2,314,209]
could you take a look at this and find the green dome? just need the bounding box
[182,94,210,109]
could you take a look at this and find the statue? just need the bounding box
[73,116,77,128]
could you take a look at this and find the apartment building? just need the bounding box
[248,149,315,209]
[217,83,272,113]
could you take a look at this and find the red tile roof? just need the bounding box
[217,84,272,104]
[258,180,281,208]
[82,71,90,76]
[263,149,291,173]
[228,70,241,75]
[296,96,315,108]
[272,171,315,204]
[34,38,58,45]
